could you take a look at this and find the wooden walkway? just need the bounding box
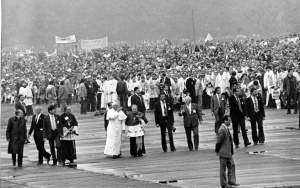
[1,108,300,188]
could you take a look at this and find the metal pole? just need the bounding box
[192,9,196,44]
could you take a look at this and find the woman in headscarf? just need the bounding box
[104,102,127,159]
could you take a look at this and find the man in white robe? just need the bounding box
[263,66,276,106]
[104,102,127,159]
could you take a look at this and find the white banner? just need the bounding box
[81,37,108,50]
[205,33,214,42]
[55,35,76,44]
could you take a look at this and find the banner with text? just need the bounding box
[55,35,76,44]
[81,37,108,50]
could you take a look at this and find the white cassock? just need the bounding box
[264,71,276,106]
[215,74,223,92]
[104,110,127,156]
[222,72,230,90]
[107,79,118,103]
[19,86,33,106]
[101,80,109,108]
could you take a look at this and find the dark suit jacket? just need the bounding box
[117,80,129,96]
[29,113,46,138]
[131,94,146,114]
[154,100,174,125]
[58,85,68,100]
[283,75,297,96]
[228,95,245,121]
[15,101,27,116]
[211,94,227,115]
[43,114,63,140]
[178,103,202,127]
[245,96,265,120]
[160,77,171,86]
[215,124,234,158]
[186,77,196,96]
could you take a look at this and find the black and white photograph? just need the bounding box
[1,0,300,187]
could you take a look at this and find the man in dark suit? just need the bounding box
[179,96,203,151]
[211,87,228,134]
[28,106,51,165]
[58,81,68,113]
[15,94,30,144]
[215,115,240,188]
[43,105,63,166]
[131,87,146,115]
[228,88,251,148]
[283,69,297,114]
[15,94,27,116]
[154,93,176,152]
[117,75,129,112]
[245,88,265,145]
[160,72,171,92]
[186,73,197,103]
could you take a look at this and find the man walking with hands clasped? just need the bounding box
[215,115,240,188]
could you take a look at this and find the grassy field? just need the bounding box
[1,102,101,128]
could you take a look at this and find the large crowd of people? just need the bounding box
[3,33,300,188]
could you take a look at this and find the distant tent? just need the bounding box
[205,33,214,43]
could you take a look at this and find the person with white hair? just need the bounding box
[179,96,203,151]
[104,102,127,159]
[28,106,51,165]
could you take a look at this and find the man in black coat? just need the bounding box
[228,88,251,148]
[160,72,171,93]
[154,93,176,152]
[43,105,63,166]
[245,88,266,145]
[6,109,27,167]
[15,94,30,144]
[131,87,146,115]
[28,106,51,165]
[186,73,197,103]
[117,75,129,112]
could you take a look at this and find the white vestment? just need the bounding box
[104,110,127,156]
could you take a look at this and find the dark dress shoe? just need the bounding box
[13,162,16,166]
[36,162,43,165]
[228,182,240,186]
[163,150,167,152]
[172,127,176,132]
[18,165,22,167]
[222,185,233,188]
[47,156,51,164]
[254,142,258,145]
[259,141,264,144]
[287,111,291,114]
[117,154,122,158]
[113,155,117,159]
[138,154,143,157]
[171,149,177,152]
[189,148,193,151]
[195,147,198,151]
[52,162,57,166]
[244,142,251,147]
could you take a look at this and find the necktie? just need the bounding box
[36,115,39,123]
[217,94,220,107]
[254,97,259,112]
[237,97,242,111]
[164,101,168,116]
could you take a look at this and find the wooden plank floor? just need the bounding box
[1,108,300,188]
